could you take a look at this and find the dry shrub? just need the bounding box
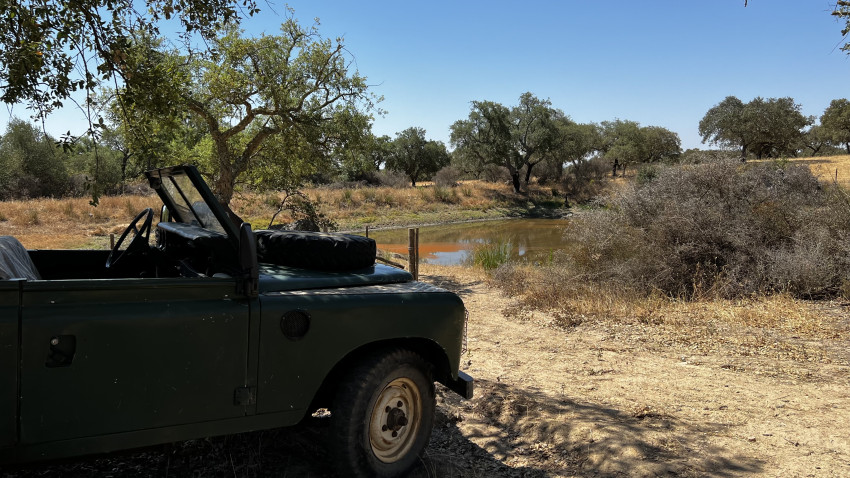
[561,156,609,203]
[433,166,461,188]
[374,169,409,188]
[565,159,850,299]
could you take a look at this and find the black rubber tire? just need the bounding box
[254,230,376,271]
[330,349,435,478]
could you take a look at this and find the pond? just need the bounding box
[365,218,571,266]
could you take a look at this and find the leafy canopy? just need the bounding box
[699,96,810,158]
[450,92,565,193]
[116,18,378,205]
[0,0,257,122]
[385,127,450,187]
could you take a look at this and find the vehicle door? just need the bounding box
[18,276,251,444]
[0,280,20,447]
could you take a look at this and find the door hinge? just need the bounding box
[234,386,256,406]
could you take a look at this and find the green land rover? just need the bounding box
[0,165,472,477]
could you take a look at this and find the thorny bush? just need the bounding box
[501,159,850,301]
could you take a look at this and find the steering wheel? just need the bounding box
[106,208,154,268]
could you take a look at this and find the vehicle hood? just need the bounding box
[258,263,413,293]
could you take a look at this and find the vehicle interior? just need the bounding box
[1,165,243,282]
[0,213,238,282]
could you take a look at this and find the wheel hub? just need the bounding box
[383,404,408,434]
[369,378,422,463]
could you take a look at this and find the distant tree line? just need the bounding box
[3,4,850,205]
[698,95,850,159]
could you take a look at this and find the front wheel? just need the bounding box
[330,349,435,477]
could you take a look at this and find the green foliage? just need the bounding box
[561,156,608,203]
[63,135,127,197]
[598,120,681,171]
[116,16,378,205]
[635,164,659,185]
[470,240,513,271]
[820,99,850,154]
[431,186,460,204]
[699,96,812,158]
[450,92,568,193]
[833,2,850,53]
[450,101,513,179]
[339,133,392,183]
[0,118,69,199]
[266,189,337,232]
[0,0,257,123]
[386,127,450,187]
[799,124,833,157]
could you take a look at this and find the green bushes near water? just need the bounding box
[470,240,513,271]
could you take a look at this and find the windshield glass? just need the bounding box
[163,174,227,235]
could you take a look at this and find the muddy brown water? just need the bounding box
[366,218,570,265]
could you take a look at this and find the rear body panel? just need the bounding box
[18,278,250,444]
[0,281,19,448]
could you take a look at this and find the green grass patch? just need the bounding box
[470,240,512,271]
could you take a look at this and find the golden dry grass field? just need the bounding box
[794,154,850,186]
[0,179,564,250]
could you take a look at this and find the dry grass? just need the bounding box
[1,179,566,249]
[491,261,842,371]
[0,195,161,249]
[214,180,563,232]
[788,154,850,187]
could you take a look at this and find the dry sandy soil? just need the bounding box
[4,264,849,477]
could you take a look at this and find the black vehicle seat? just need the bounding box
[0,236,42,280]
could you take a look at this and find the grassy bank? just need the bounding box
[0,179,568,249]
[241,179,568,232]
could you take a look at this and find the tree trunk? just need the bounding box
[524,163,534,185]
[212,150,237,206]
[510,170,521,193]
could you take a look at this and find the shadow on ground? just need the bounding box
[2,379,764,477]
[436,378,765,477]
[425,273,483,297]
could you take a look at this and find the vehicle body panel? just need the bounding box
[0,280,19,448]
[258,263,412,292]
[18,278,250,443]
[257,281,465,414]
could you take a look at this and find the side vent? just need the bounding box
[281,310,311,341]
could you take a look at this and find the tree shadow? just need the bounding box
[432,378,765,477]
[1,378,765,477]
[424,273,484,297]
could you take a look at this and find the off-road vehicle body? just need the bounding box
[0,165,472,476]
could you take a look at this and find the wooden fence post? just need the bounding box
[414,227,420,279]
[408,228,416,280]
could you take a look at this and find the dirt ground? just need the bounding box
[4,264,849,477]
[421,265,850,477]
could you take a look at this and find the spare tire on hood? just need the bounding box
[254,230,376,271]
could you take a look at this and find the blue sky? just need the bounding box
[3,1,849,150]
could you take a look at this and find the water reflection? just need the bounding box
[367,219,570,266]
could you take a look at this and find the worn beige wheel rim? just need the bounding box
[369,377,422,463]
